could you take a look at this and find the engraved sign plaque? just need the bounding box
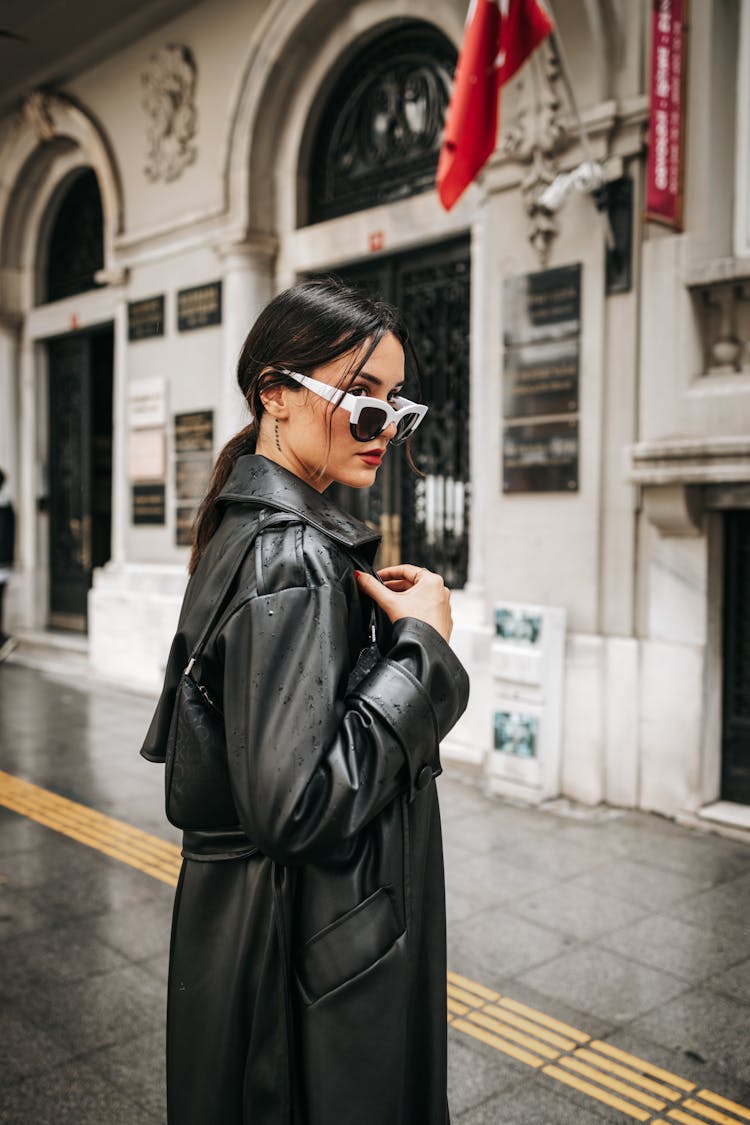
[175,456,212,500]
[503,337,579,419]
[174,411,213,454]
[128,296,164,341]
[502,264,582,492]
[177,282,222,332]
[176,505,197,547]
[502,418,579,493]
[503,264,581,346]
[132,483,166,525]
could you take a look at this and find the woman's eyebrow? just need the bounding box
[355,371,405,389]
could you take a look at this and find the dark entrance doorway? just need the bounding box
[46,326,113,631]
[321,237,471,588]
[722,510,750,803]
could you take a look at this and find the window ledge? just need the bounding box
[628,435,750,485]
[684,256,750,288]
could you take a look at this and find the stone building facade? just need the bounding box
[0,0,748,823]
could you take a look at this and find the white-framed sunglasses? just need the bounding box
[276,368,428,445]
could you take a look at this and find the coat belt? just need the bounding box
[181,826,259,861]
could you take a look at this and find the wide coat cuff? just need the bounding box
[348,617,470,801]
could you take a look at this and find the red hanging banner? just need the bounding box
[646,0,687,228]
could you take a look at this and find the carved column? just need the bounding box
[216,236,278,446]
[109,297,129,567]
[18,332,38,626]
[0,315,19,484]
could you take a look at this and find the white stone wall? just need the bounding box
[1,0,746,814]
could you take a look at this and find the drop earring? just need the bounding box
[274,420,282,452]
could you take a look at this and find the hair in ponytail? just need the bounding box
[188,423,256,572]
[188,276,421,574]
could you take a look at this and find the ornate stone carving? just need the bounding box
[141,44,198,183]
[500,40,570,265]
[24,90,56,142]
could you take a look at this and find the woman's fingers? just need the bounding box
[377,564,425,587]
[354,570,399,612]
[355,566,453,643]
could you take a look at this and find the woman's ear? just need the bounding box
[259,383,291,420]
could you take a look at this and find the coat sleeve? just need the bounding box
[220,581,469,865]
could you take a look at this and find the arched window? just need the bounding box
[44,168,104,302]
[304,22,456,225]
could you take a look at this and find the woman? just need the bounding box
[142,278,470,1125]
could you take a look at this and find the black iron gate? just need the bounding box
[722,511,750,803]
[327,238,470,588]
[47,327,113,631]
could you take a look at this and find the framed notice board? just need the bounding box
[502,264,582,494]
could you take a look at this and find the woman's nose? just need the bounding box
[381,420,398,442]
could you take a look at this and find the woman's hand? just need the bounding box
[355,565,453,643]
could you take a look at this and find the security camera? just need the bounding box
[538,161,605,213]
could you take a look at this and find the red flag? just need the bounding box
[437,0,553,210]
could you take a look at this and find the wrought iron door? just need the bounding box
[722,511,750,803]
[326,238,471,587]
[396,244,471,588]
[47,328,113,631]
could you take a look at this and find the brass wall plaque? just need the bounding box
[502,264,582,492]
[174,410,213,454]
[175,455,212,500]
[502,419,579,493]
[176,505,197,547]
[177,281,222,332]
[128,296,164,341]
[503,264,581,346]
[503,337,579,419]
[132,483,166,524]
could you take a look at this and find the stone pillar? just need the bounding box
[0,316,20,630]
[466,200,490,597]
[0,316,19,482]
[17,332,39,627]
[109,296,128,567]
[216,236,278,447]
[440,201,495,771]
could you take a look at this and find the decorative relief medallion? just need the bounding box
[141,44,198,183]
[500,40,570,265]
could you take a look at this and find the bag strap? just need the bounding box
[185,511,297,673]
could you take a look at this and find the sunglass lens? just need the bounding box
[355,406,388,441]
[391,412,421,445]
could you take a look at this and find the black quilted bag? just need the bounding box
[164,514,291,830]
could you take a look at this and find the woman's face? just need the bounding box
[261,331,407,493]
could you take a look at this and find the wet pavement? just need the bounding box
[1,658,749,1123]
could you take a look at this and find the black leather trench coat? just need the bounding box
[142,455,470,1125]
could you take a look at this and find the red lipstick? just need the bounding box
[357,451,384,467]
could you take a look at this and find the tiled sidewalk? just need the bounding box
[1,660,749,1123]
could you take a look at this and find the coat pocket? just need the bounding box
[295,885,403,1004]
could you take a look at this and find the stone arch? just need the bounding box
[0,92,123,316]
[222,0,464,241]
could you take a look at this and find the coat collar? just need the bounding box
[218,455,381,552]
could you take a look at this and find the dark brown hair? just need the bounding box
[189,276,420,573]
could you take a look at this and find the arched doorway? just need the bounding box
[300,21,471,587]
[41,169,113,632]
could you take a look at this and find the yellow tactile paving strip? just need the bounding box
[2,768,750,1124]
[0,769,182,886]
